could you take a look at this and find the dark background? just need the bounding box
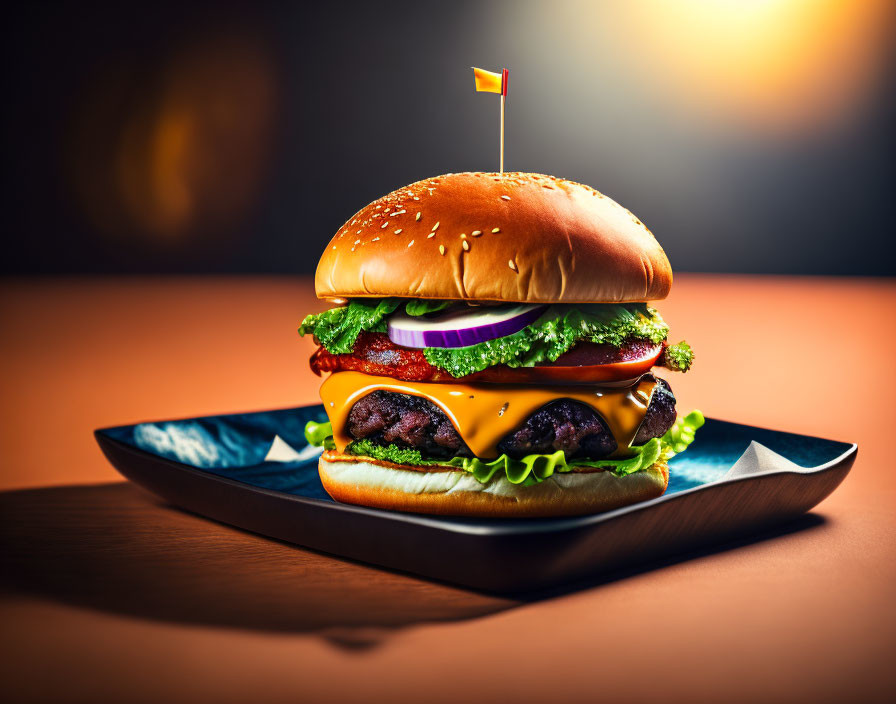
[2,0,894,276]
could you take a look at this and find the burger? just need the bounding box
[300,172,702,517]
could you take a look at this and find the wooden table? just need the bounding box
[1,275,894,703]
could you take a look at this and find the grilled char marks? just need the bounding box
[345,379,677,461]
[495,400,617,459]
[347,391,471,459]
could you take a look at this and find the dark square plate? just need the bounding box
[95,405,855,592]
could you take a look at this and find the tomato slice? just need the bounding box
[465,346,663,384]
[311,333,664,384]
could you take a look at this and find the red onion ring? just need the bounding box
[387,304,547,349]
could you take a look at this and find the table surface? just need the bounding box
[1,275,894,704]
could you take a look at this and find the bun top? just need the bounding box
[315,172,672,303]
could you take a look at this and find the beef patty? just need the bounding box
[345,377,677,461]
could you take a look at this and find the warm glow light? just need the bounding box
[618,0,893,131]
[149,109,193,232]
[539,0,893,135]
[117,108,195,237]
[70,31,278,243]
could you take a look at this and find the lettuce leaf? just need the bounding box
[403,299,453,316]
[663,341,694,372]
[304,410,704,485]
[422,304,670,377]
[298,299,402,355]
[299,299,458,354]
[299,299,676,376]
[304,420,335,450]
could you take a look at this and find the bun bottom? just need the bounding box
[318,453,668,518]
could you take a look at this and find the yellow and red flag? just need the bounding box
[472,66,509,173]
[472,67,508,96]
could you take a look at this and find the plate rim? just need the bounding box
[94,412,857,538]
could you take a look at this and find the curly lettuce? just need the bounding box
[299,298,458,354]
[304,410,704,486]
[402,299,453,316]
[422,304,670,377]
[298,299,402,355]
[304,420,336,450]
[663,341,694,372]
[299,299,693,377]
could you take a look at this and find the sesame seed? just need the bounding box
[332,245,336,249]
[427,232,436,238]
[408,240,414,247]
[413,197,420,200]
[439,245,446,255]
[491,227,501,233]
[381,221,389,229]
[375,205,382,209]
[353,239,360,245]
[415,212,422,221]
[462,240,470,251]
[508,259,517,271]
[394,210,406,215]
[501,195,511,201]
[460,233,466,239]
[371,236,380,241]
[431,221,440,231]
[471,230,482,237]
[394,229,402,234]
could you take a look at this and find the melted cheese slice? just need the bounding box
[319,371,657,459]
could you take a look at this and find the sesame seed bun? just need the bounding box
[318,451,669,518]
[315,172,672,303]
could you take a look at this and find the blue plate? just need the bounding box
[96,406,855,592]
